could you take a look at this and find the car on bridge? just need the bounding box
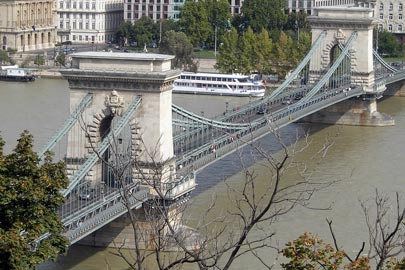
[257,106,267,114]
[78,189,95,200]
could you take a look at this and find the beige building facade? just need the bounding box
[57,0,123,44]
[0,0,57,52]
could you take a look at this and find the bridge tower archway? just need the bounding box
[308,6,376,92]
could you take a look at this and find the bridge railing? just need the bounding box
[177,86,365,173]
[63,187,149,244]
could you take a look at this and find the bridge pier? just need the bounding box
[302,98,394,126]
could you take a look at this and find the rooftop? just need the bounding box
[71,51,175,61]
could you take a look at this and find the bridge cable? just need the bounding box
[38,93,93,161]
[296,31,358,105]
[61,96,142,197]
[265,30,327,101]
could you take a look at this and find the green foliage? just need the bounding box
[240,0,287,33]
[0,51,14,65]
[215,28,240,73]
[133,16,159,48]
[205,0,232,49]
[55,54,66,66]
[179,1,211,47]
[34,54,45,66]
[216,28,308,77]
[274,31,297,78]
[377,30,403,57]
[116,21,135,45]
[0,131,69,270]
[159,30,195,70]
[253,28,273,76]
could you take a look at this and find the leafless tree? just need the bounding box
[327,190,405,270]
[80,114,339,270]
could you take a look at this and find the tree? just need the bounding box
[159,30,195,70]
[273,31,296,78]
[34,54,45,67]
[0,51,15,65]
[252,28,274,76]
[240,0,287,33]
[55,54,66,67]
[204,0,231,49]
[133,16,159,48]
[116,21,135,45]
[215,27,240,73]
[238,27,256,74]
[0,131,69,270]
[377,30,402,57]
[179,1,211,47]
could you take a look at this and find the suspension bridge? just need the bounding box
[37,5,405,248]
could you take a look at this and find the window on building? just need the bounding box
[86,22,89,29]
[79,35,82,41]
[85,35,88,41]
[389,13,393,20]
[389,24,393,31]
[60,21,63,28]
[73,35,76,40]
[400,14,403,20]
[379,3,384,10]
[92,2,95,9]
[389,3,393,10]
[60,13,63,18]
[86,13,89,18]
[127,12,131,18]
[79,22,82,29]
[380,13,384,19]
[398,24,403,32]
[59,1,63,8]
[79,2,83,9]
[128,4,131,9]
[92,22,95,29]
[73,21,76,29]
[400,3,403,11]
[73,2,76,8]
[86,2,89,9]
[378,24,383,31]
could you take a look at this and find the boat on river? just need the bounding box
[0,65,35,82]
[173,72,266,97]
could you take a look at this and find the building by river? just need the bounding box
[0,0,56,52]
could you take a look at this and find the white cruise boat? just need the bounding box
[173,72,266,97]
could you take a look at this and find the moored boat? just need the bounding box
[173,72,266,97]
[0,66,36,82]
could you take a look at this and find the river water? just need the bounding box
[1,78,405,270]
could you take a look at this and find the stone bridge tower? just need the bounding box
[60,52,196,249]
[61,52,181,191]
[305,6,394,126]
[308,6,376,92]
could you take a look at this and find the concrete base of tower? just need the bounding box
[301,99,395,126]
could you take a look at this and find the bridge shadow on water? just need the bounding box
[192,122,331,196]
